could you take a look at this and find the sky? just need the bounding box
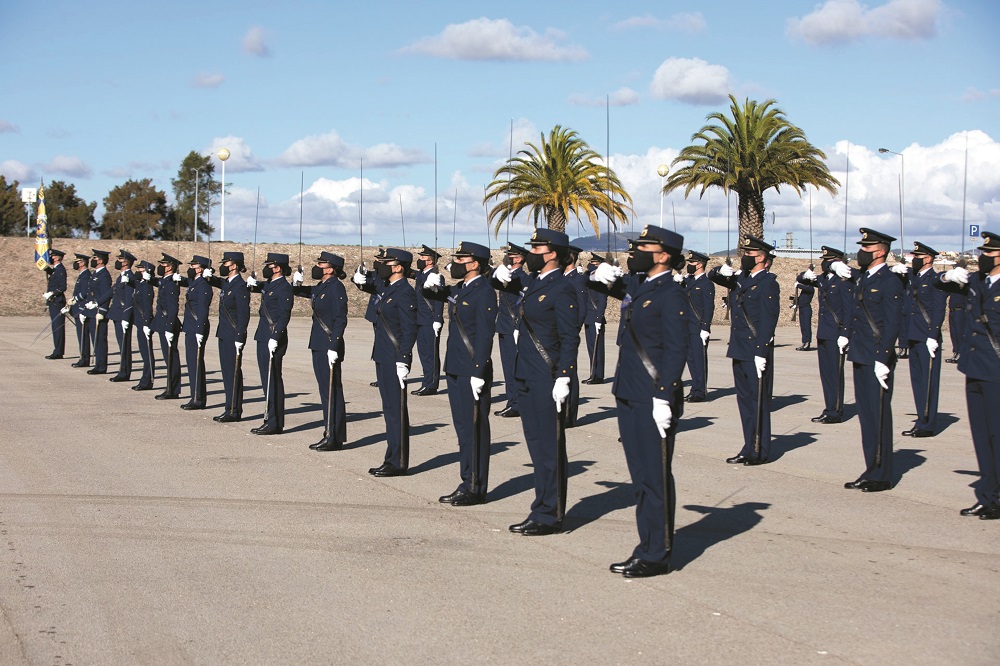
[2,0,999,256]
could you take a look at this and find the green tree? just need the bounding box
[165,150,219,241]
[99,178,167,240]
[484,125,633,236]
[664,95,839,241]
[0,175,26,236]
[44,180,98,238]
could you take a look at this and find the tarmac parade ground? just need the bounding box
[0,316,997,664]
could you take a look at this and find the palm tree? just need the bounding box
[484,125,633,237]
[665,95,839,241]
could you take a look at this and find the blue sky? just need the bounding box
[2,0,998,254]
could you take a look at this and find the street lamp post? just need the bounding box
[656,164,669,227]
[878,147,904,257]
[217,148,230,241]
[190,167,201,242]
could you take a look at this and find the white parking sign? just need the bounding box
[970,224,980,237]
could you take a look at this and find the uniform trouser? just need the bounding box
[158,331,181,396]
[184,326,210,404]
[817,338,845,419]
[732,354,773,461]
[93,316,109,372]
[416,324,441,389]
[113,319,133,378]
[852,361,894,484]
[617,395,675,564]
[312,351,346,443]
[497,332,519,409]
[799,306,813,344]
[376,362,408,467]
[447,364,493,496]
[518,377,564,526]
[908,338,942,432]
[966,377,1000,507]
[257,336,287,430]
[75,316,92,364]
[48,303,65,356]
[566,367,580,428]
[136,326,154,387]
[949,310,967,355]
[219,339,243,417]
[686,330,708,399]
[584,321,606,381]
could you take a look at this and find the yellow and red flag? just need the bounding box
[34,183,51,270]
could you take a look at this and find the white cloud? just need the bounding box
[243,26,271,57]
[0,159,35,183]
[45,155,92,178]
[650,57,732,105]
[0,120,19,133]
[962,87,1000,102]
[273,131,429,169]
[787,0,942,46]
[568,87,640,108]
[206,137,263,173]
[613,12,706,33]
[192,72,224,88]
[468,118,539,160]
[401,17,588,61]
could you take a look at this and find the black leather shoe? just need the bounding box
[109,375,129,383]
[581,378,603,385]
[960,503,987,517]
[45,354,63,360]
[131,384,154,391]
[217,414,240,423]
[252,425,282,436]
[910,429,934,438]
[411,386,437,396]
[500,408,520,418]
[369,381,379,387]
[508,519,534,533]
[901,427,917,436]
[622,559,671,578]
[315,440,343,452]
[71,361,89,368]
[155,392,179,400]
[820,415,843,424]
[844,480,866,489]
[86,368,106,375]
[811,414,828,423]
[610,557,641,574]
[439,488,466,503]
[451,492,485,507]
[516,520,560,536]
[945,354,959,364]
[180,402,205,411]
[368,462,390,475]
[795,343,811,351]
[743,458,768,466]
[979,506,1000,520]
[494,406,512,416]
[309,437,329,450]
[250,422,269,434]
[685,395,706,403]
[861,481,891,493]
[726,455,748,464]
[372,464,407,477]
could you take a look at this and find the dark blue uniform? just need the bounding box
[684,272,715,400]
[88,267,113,373]
[794,273,815,347]
[492,266,531,413]
[214,274,251,419]
[373,277,418,468]
[181,276,213,406]
[131,272,156,390]
[45,262,68,358]
[947,290,968,362]
[902,267,946,433]
[804,270,853,421]
[583,267,608,383]
[562,267,588,427]
[357,269,387,385]
[414,267,444,392]
[152,276,182,397]
[108,268,135,379]
[253,276,294,431]
[293,277,348,444]
[70,267,93,366]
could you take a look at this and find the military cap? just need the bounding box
[527,228,570,249]
[739,235,775,255]
[264,252,290,265]
[91,249,110,260]
[505,242,528,257]
[857,227,896,246]
[116,249,136,262]
[911,241,938,256]
[50,248,66,258]
[978,231,1000,251]
[136,260,155,272]
[588,252,607,263]
[568,244,583,254]
[687,250,710,264]
[317,251,345,268]
[221,251,245,264]
[819,246,846,260]
[454,241,491,261]
[159,253,181,265]
[383,248,413,264]
[74,252,90,261]
[189,255,212,267]
[417,244,441,260]
[635,225,685,253]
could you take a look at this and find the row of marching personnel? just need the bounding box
[37,224,1000,579]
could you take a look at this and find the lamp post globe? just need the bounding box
[657,164,669,226]
[217,148,230,241]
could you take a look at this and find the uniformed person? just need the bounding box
[793,269,815,351]
[353,248,388,388]
[247,253,294,436]
[85,249,113,375]
[412,245,444,396]
[609,224,689,578]
[42,249,68,360]
[709,236,780,465]
[424,242,497,505]
[840,228,904,493]
[945,261,969,364]
[508,229,580,536]
[366,248,418,477]
[937,231,1000,519]
[491,243,531,417]
[180,255,214,410]
[69,253,93,368]
[802,247,854,424]
[108,250,137,382]
[152,253,183,400]
[588,240,646,349]
[562,245,587,427]
[210,251,251,422]
[683,250,715,402]
[292,252,349,450]
[582,253,609,385]
[130,261,157,392]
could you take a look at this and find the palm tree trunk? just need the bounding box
[547,206,567,233]
[737,190,765,241]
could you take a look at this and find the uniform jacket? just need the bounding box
[684,272,715,333]
[70,269,92,317]
[107,270,135,323]
[132,277,155,328]
[293,278,348,354]
[440,275,497,379]
[89,267,113,317]
[844,264,904,366]
[212,275,251,344]
[181,276,214,335]
[902,268,946,341]
[586,271,644,346]
[46,263,67,305]
[800,272,853,341]
[494,266,528,334]
[151,275,181,334]
[794,272,815,307]
[414,267,445,326]
[563,268,588,329]
[513,269,580,381]
[583,266,609,326]
[357,271,387,324]
[938,273,1000,381]
[254,276,294,342]
[372,278,417,365]
[709,268,780,361]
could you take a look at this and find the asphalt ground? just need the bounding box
[0,316,997,665]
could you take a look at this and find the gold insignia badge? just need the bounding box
[642,300,651,307]
[461,301,469,306]
[995,295,1000,302]
[871,289,878,293]
[387,298,393,303]
[321,294,325,299]
[538,294,546,302]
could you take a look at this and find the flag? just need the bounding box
[34,182,51,270]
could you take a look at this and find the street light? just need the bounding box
[189,167,201,242]
[656,164,669,227]
[878,147,904,257]
[217,148,230,241]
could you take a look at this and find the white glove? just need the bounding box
[831,261,852,280]
[85,301,97,310]
[42,291,53,300]
[165,331,175,344]
[196,333,204,346]
[96,313,105,322]
[143,325,151,338]
[700,330,710,346]
[444,262,453,274]
[292,269,304,286]
[652,397,672,438]
[552,376,571,410]
[719,264,734,277]
[432,322,442,337]
[592,262,621,285]
[576,265,585,274]
[754,355,766,378]
[120,273,130,284]
[595,322,603,334]
[425,272,445,290]
[837,336,849,355]
[328,349,339,366]
[673,271,685,283]
[470,376,485,401]
[202,268,213,279]
[267,338,278,355]
[235,341,243,354]
[246,276,258,287]
[79,314,86,323]
[122,321,130,332]
[142,271,151,281]
[802,269,817,281]
[492,264,512,285]
[942,267,969,285]
[352,268,367,286]
[172,273,183,282]
[891,263,908,275]
[926,338,938,358]
[874,361,890,390]
[395,362,408,388]
[60,306,70,314]
[513,329,519,345]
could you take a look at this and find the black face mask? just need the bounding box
[525,252,548,273]
[114,259,123,270]
[187,268,198,280]
[90,259,99,269]
[450,262,469,279]
[74,261,84,270]
[856,249,875,269]
[628,250,655,274]
[911,257,925,273]
[311,265,325,280]
[686,264,697,274]
[156,265,166,277]
[740,255,758,272]
[265,266,277,280]
[416,259,427,271]
[219,264,231,277]
[821,260,833,274]
[375,263,394,280]
[979,255,996,276]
